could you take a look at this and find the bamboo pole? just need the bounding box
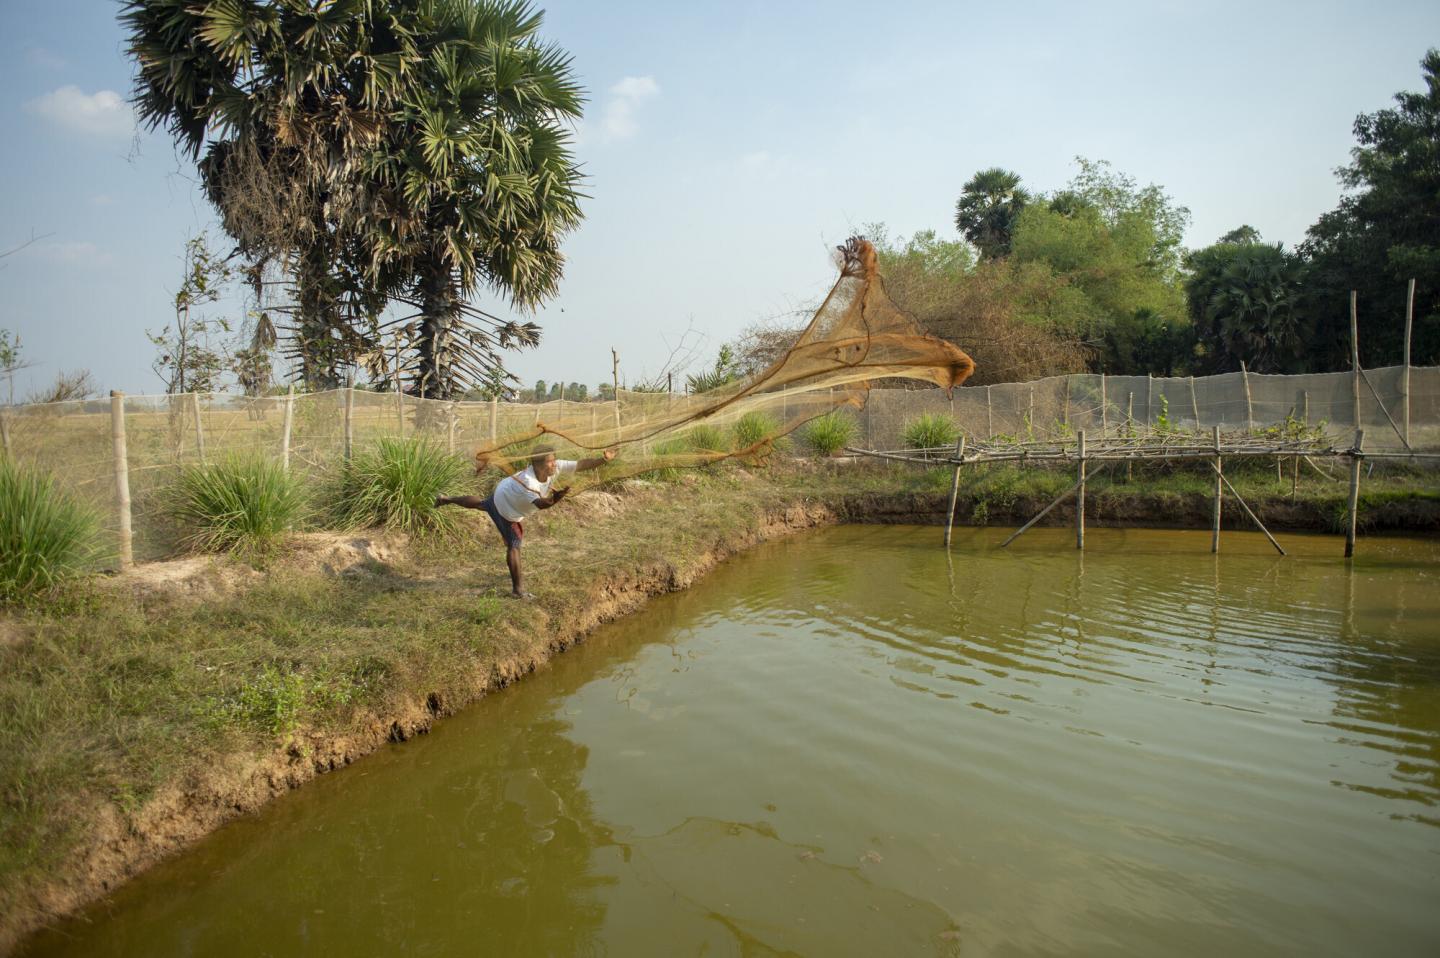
[1359,365,1410,449]
[1189,377,1200,428]
[448,402,458,454]
[1076,431,1086,550]
[1207,463,1286,556]
[344,379,355,460]
[110,391,133,571]
[1211,425,1222,554]
[1126,392,1134,480]
[1350,291,1362,431]
[489,396,498,441]
[1146,374,1153,431]
[1100,374,1108,438]
[943,435,967,548]
[1027,385,1034,436]
[986,385,993,439]
[1301,390,1309,425]
[1240,361,1253,433]
[612,347,621,442]
[191,392,205,464]
[1403,278,1414,448]
[1000,464,1110,548]
[1063,377,1071,427]
[0,409,9,458]
[1346,429,1364,558]
[281,384,295,472]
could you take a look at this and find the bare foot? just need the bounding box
[509,591,537,601]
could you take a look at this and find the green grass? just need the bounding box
[901,413,959,451]
[173,454,309,558]
[0,459,104,602]
[799,411,858,457]
[686,424,727,453]
[733,411,780,450]
[333,438,469,535]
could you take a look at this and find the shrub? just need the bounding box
[335,438,468,535]
[174,454,308,557]
[644,437,691,481]
[800,411,857,457]
[686,424,728,453]
[732,411,780,450]
[902,413,959,451]
[0,459,103,601]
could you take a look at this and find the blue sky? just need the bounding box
[2,0,1438,398]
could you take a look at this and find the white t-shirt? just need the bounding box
[492,460,578,522]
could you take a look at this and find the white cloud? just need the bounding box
[25,86,134,138]
[598,75,660,141]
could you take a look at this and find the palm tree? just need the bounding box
[363,0,585,398]
[954,167,1030,260]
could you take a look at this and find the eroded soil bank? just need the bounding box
[3,464,1437,953]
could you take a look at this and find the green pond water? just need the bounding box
[21,526,1440,957]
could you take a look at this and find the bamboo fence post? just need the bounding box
[1063,376,1071,427]
[1350,291,1362,431]
[281,384,295,472]
[191,392,206,464]
[448,402,458,454]
[1211,425,1222,554]
[1189,376,1200,428]
[986,385,993,439]
[1027,385,1034,436]
[489,396,498,441]
[943,435,967,548]
[1100,374,1108,438]
[1403,278,1414,447]
[1076,431,1086,551]
[1345,429,1364,558]
[1240,361,1254,433]
[344,379,355,460]
[612,348,621,442]
[0,409,10,458]
[1146,374,1153,431]
[110,391,133,570]
[1000,465,1109,549]
[1301,390,1309,425]
[1208,464,1286,556]
[1292,452,1299,500]
[1126,392,1134,480]
[590,403,598,437]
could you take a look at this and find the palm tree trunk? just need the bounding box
[416,259,460,399]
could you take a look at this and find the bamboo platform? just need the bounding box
[847,428,1438,557]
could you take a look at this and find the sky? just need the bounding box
[2,0,1438,399]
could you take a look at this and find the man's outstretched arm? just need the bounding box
[575,449,618,472]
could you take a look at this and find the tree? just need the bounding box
[148,234,236,394]
[1300,49,1440,369]
[26,370,97,405]
[685,344,743,393]
[0,330,26,407]
[1186,238,1306,374]
[954,167,1029,260]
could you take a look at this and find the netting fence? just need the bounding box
[1,364,1435,564]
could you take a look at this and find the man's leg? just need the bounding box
[436,495,487,509]
[506,544,524,596]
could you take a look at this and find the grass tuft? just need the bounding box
[902,413,959,451]
[174,454,308,558]
[334,438,468,536]
[0,459,104,601]
[800,411,858,457]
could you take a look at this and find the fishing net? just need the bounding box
[472,237,977,484]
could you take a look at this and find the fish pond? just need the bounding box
[21,526,1440,957]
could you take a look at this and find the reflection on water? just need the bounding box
[21,527,1440,957]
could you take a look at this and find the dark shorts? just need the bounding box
[480,497,524,549]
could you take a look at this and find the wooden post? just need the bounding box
[489,396,498,441]
[393,335,405,436]
[344,379,355,460]
[0,409,10,458]
[281,384,295,472]
[1100,374,1108,438]
[1189,377,1200,429]
[1301,390,1309,425]
[1211,425,1222,554]
[1345,429,1364,558]
[1240,361,1253,433]
[1403,278,1414,448]
[1208,464,1287,556]
[1146,374,1153,431]
[1000,464,1109,549]
[1076,431,1086,551]
[1292,453,1299,501]
[1350,290,1362,431]
[191,392,206,464]
[612,347,621,442]
[110,391,133,571]
[448,402,458,454]
[943,436,967,547]
[590,404,598,438]
[1126,391,1134,480]
[1062,376,1071,427]
[986,385,993,439]
[1027,385,1035,436]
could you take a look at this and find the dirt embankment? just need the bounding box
[2,496,839,955]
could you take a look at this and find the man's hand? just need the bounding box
[551,485,570,502]
[602,448,617,462]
